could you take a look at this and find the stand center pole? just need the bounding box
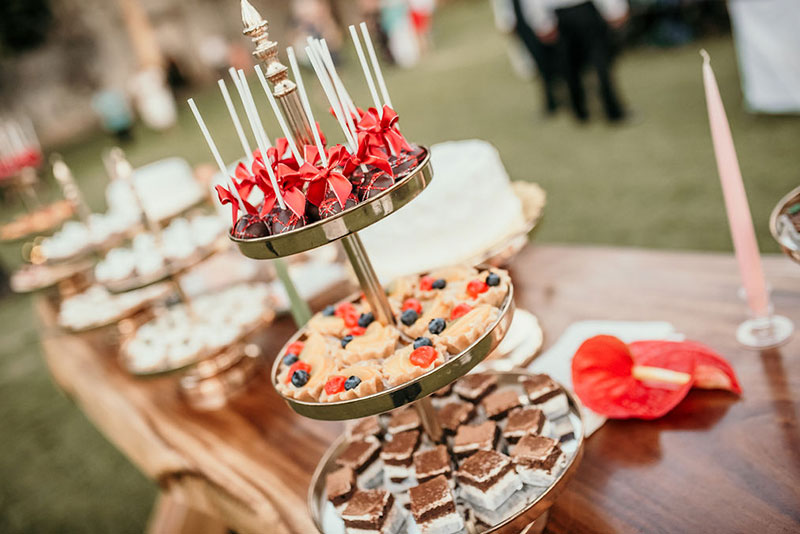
[340,232,393,325]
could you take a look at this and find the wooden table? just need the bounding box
[38,245,800,534]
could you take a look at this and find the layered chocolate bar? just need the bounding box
[326,466,357,511]
[380,430,421,484]
[437,401,475,435]
[502,407,546,444]
[457,450,522,510]
[510,435,566,486]
[336,436,383,488]
[348,415,384,441]
[481,388,522,421]
[521,374,569,419]
[409,475,464,534]
[413,445,453,485]
[453,373,497,403]
[341,489,406,534]
[452,421,498,459]
[387,407,421,434]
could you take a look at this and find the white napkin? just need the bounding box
[527,321,685,437]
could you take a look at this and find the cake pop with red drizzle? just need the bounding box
[232,213,270,238]
[300,144,355,217]
[318,188,358,219]
[344,132,393,191]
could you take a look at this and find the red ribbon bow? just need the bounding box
[250,151,307,219]
[357,105,412,156]
[299,144,352,208]
[215,184,256,227]
[342,132,394,176]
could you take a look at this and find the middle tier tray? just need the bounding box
[271,272,515,420]
[231,149,433,260]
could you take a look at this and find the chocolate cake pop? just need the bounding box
[319,188,359,219]
[233,214,270,239]
[358,171,395,201]
[269,206,306,235]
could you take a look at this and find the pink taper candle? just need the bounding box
[701,50,769,317]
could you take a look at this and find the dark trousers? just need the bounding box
[555,1,625,121]
[512,0,560,112]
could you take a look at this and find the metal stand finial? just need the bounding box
[241,0,313,145]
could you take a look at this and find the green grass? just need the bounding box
[1,1,799,532]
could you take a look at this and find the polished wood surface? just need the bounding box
[38,245,800,533]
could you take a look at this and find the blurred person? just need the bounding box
[492,0,561,115]
[290,0,343,63]
[526,0,628,122]
[91,88,135,142]
[360,0,394,63]
[409,0,436,54]
[381,0,421,68]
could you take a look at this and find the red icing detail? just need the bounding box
[409,346,437,368]
[402,298,422,314]
[286,361,311,384]
[450,303,473,320]
[324,375,347,395]
[343,310,360,329]
[466,280,489,299]
[419,276,435,291]
[335,302,356,317]
[286,341,305,356]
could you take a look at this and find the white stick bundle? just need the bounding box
[360,22,393,109]
[187,98,244,210]
[312,38,359,141]
[236,69,285,209]
[348,25,382,114]
[218,79,253,163]
[236,69,272,149]
[287,46,328,166]
[306,45,357,153]
[254,65,304,164]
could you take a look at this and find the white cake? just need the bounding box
[359,140,526,282]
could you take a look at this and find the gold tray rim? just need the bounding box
[306,370,586,534]
[231,148,433,260]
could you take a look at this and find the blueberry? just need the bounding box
[413,336,433,349]
[322,305,336,316]
[341,335,354,348]
[428,318,446,335]
[358,312,375,328]
[401,309,419,326]
[344,375,362,390]
[486,272,501,287]
[291,369,309,387]
[282,353,298,366]
[432,278,447,290]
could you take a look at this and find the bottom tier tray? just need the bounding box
[309,371,585,534]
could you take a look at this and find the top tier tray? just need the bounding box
[231,149,433,259]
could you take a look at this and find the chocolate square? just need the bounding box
[511,435,563,471]
[437,401,476,434]
[342,489,394,531]
[381,430,421,466]
[413,445,452,483]
[348,415,383,441]
[453,373,498,403]
[457,450,514,492]
[503,407,545,444]
[453,421,498,459]
[336,436,381,473]
[387,407,421,434]
[481,388,522,420]
[326,466,356,507]
[409,475,456,524]
[521,374,562,404]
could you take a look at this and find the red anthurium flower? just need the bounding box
[356,105,412,156]
[572,335,741,420]
[300,144,352,208]
[342,131,394,177]
[629,340,742,394]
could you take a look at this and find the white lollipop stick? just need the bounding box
[236,69,272,149]
[360,22,392,109]
[254,65,303,164]
[313,39,359,140]
[187,98,244,209]
[287,46,327,166]
[306,46,357,152]
[236,69,285,210]
[348,25,382,114]
[218,79,253,163]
